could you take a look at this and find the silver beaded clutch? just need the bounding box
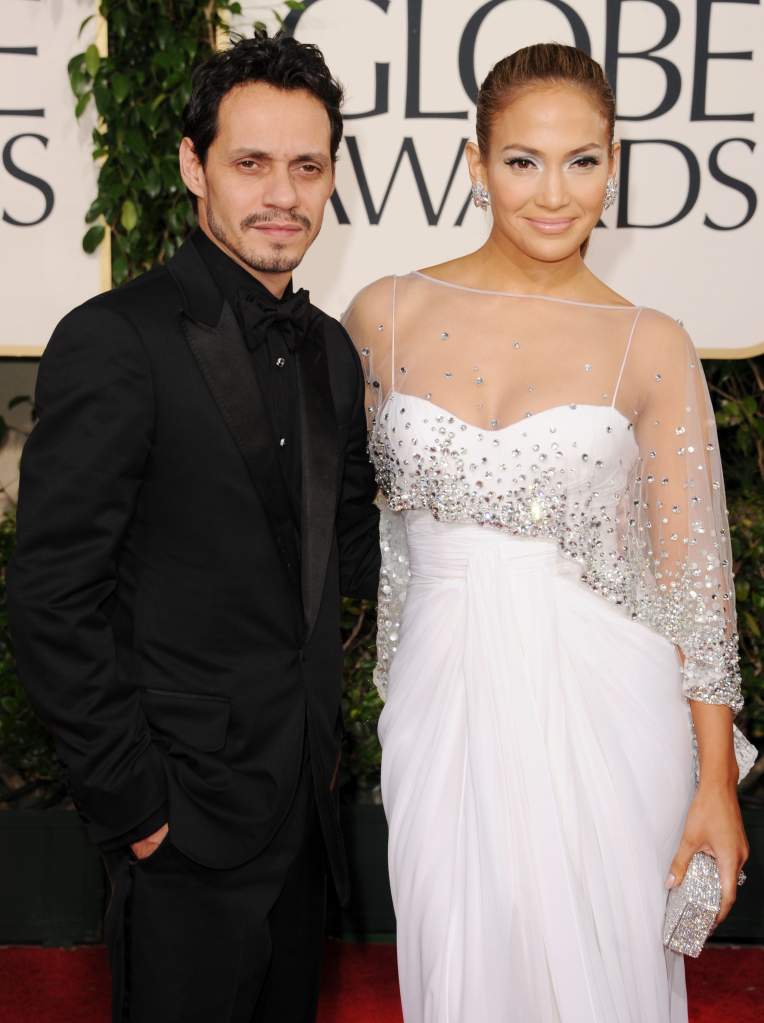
[663,851,721,957]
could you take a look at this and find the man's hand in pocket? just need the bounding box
[130,823,169,861]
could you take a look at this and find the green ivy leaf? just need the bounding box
[75,92,92,119]
[744,610,761,639]
[736,579,751,602]
[84,43,101,78]
[82,224,106,253]
[144,166,162,199]
[112,254,128,283]
[112,73,131,104]
[93,80,111,114]
[121,199,138,232]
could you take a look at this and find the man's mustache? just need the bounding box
[241,211,311,231]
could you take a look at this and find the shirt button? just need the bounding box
[279,437,286,447]
[275,356,286,368]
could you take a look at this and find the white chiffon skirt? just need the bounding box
[379,512,696,1023]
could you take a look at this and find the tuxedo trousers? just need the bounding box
[103,737,327,1023]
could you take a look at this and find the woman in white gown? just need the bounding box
[343,44,754,1023]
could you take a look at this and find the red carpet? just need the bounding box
[0,942,761,1022]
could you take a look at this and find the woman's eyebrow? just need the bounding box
[500,142,604,156]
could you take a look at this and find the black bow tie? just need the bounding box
[237,287,312,353]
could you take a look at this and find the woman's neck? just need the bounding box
[471,234,593,298]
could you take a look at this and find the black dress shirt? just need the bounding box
[191,228,303,515]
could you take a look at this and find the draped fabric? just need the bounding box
[343,272,755,780]
[342,273,756,1023]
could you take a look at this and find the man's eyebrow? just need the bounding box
[293,152,330,164]
[229,148,329,163]
[501,142,604,157]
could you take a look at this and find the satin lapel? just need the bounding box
[298,320,339,641]
[182,304,302,602]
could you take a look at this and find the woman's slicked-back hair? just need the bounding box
[183,29,344,168]
[476,42,615,157]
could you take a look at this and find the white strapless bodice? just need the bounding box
[376,390,637,533]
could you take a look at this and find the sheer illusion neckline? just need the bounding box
[378,390,637,451]
[410,271,637,311]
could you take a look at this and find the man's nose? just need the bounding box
[261,164,299,210]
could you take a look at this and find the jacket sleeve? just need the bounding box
[335,327,380,602]
[6,301,167,846]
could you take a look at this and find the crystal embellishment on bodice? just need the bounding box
[343,273,755,780]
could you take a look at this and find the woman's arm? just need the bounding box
[631,311,751,923]
[669,701,748,923]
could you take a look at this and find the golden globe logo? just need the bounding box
[280,0,758,232]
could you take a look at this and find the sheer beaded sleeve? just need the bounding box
[341,276,396,431]
[343,277,409,700]
[343,272,756,775]
[627,312,742,711]
[625,312,756,779]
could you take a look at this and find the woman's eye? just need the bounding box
[505,158,535,170]
[572,156,600,168]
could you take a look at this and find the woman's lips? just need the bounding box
[524,217,576,234]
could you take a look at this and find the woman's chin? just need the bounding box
[495,223,591,264]
[518,238,588,263]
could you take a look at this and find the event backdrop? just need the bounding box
[2,0,763,356]
[2,0,106,356]
[237,0,764,356]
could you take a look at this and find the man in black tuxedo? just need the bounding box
[7,32,379,1023]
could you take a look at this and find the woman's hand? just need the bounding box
[667,783,749,925]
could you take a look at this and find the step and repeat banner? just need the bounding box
[2,0,107,356]
[2,0,762,355]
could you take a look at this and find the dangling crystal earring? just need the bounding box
[471,181,491,209]
[603,176,619,210]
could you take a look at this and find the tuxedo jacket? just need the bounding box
[7,237,380,903]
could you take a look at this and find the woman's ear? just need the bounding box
[609,140,621,180]
[465,140,486,189]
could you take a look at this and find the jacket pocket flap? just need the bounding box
[140,688,230,753]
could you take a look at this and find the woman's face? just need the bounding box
[470,83,617,264]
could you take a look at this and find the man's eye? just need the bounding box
[300,164,321,174]
[239,160,257,170]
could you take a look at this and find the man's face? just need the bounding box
[182,82,335,278]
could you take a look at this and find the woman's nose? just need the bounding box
[537,168,568,209]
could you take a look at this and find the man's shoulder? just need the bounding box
[44,263,184,366]
[84,263,180,322]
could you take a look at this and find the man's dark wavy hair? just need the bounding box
[182,30,344,206]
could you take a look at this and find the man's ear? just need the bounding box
[179,137,206,204]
